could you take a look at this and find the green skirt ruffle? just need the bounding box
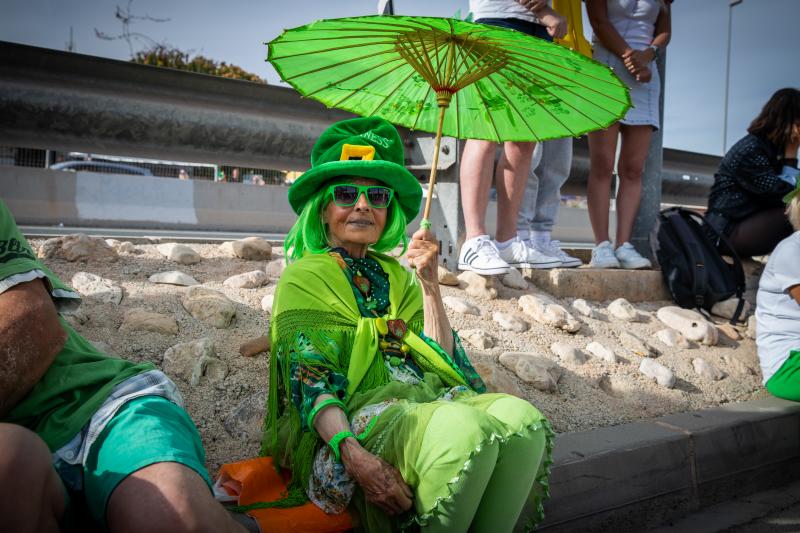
[347,374,553,532]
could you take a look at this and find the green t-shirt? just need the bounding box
[0,200,153,451]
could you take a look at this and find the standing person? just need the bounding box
[0,200,245,532]
[585,0,672,269]
[517,0,590,268]
[458,0,567,275]
[706,88,800,258]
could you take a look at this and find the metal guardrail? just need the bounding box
[0,41,721,264]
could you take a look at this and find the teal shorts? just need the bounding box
[56,396,212,527]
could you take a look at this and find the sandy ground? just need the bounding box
[32,239,766,474]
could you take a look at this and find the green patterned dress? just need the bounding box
[265,249,553,532]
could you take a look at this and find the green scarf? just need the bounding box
[262,251,468,506]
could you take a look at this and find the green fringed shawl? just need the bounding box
[262,251,469,507]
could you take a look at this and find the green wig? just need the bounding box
[284,187,409,263]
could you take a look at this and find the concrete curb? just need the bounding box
[518,397,800,532]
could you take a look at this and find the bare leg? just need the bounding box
[0,424,65,533]
[460,139,498,240]
[107,462,246,533]
[495,141,536,242]
[587,124,620,244]
[615,125,653,245]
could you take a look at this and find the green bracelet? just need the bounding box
[307,397,347,429]
[328,430,356,463]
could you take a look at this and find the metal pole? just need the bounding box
[723,0,743,153]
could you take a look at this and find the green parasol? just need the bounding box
[268,15,630,224]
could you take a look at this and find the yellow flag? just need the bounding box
[553,0,593,57]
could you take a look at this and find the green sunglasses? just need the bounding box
[325,183,394,209]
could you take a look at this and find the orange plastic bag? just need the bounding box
[216,457,353,533]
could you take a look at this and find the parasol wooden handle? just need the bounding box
[420,104,448,230]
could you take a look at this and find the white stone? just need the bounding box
[71,272,122,304]
[501,268,528,290]
[492,312,529,332]
[459,329,496,350]
[443,296,480,316]
[264,259,286,279]
[39,234,118,262]
[519,294,581,333]
[619,331,659,358]
[607,298,639,321]
[223,270,269,289]
[457,271,498,300]
[571,299,595,318]
[586,342,618,364]
[89,340,114,355]
[656,306,718,345]
[437,266,459,286]
[121,242,137,254]
[148,270,199,286]
[261,294,274,313]
[119,308,178,335]
[692,358,727,381]
[639,358,676,388]
[550,342,588,365]
[499,352,562,392]
[156,243,201,265]
[655,328,691,349]
[220,237,272,261]
[711,297,750,322]
[182,286,236,328]
[163,338,228,386]
[105,239,121,248]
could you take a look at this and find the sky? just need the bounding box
[2,0,798,156]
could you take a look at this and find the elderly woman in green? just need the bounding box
[265,116,553,532]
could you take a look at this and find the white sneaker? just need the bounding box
[589,240,620,268]
[458,235,510,275]
[497,237,561,269]
[615,242,652,269]
[535,240,583,268]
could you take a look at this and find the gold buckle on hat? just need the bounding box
[340,144,375,161]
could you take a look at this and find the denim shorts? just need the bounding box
[475,17,552,41]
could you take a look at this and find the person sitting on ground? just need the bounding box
[457,0,567,275]
[706,88,800,258]
[756,181,800,401]
[0,200,245,532]
[262,117,553,531]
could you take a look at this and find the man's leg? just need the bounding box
[107,462,244,533]
[0,424,65,533]
[516,142,544,241]
[495,140,536,242]
[85,396,245,533]
[460,139,498,239]
[531,137,573,239]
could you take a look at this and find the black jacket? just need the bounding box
[706,134,796,230]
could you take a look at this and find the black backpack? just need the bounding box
[651,207,746,324]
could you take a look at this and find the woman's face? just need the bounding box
[323,177,389,255]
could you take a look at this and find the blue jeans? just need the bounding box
[517,136,573,234]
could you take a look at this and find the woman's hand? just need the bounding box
[634,65,652,83]
[341,440,413,516]
[406,228,439,291]
[623,48,654,77]
[539,10,568,39]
